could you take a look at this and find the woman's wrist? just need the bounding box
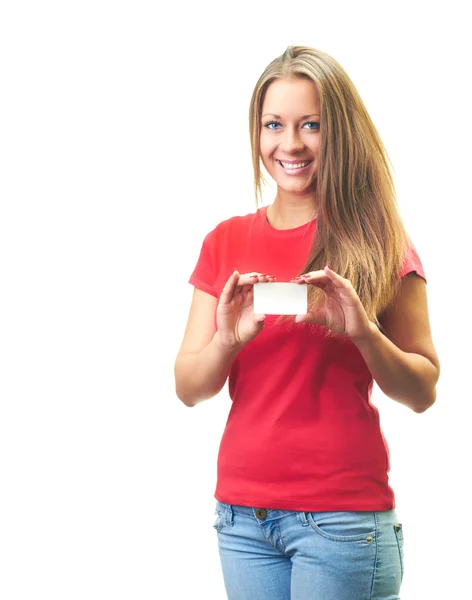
[213,331,244,358]
[350,321,381,348]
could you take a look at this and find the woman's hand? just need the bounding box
[216,271,275,350]
[291,266,373,341]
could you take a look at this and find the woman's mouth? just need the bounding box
[276,159,313,175]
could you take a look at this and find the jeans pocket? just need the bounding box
[394,523,404,580]
[306,511,377,542]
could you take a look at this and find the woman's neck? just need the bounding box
[266,195,318,230]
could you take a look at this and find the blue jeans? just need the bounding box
[213,501,404,600]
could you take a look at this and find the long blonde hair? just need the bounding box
[249,46,408,323]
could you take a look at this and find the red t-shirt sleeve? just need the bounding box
[189,230,218,297]
[399,238,426,282]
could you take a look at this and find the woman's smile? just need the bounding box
[276,158,313,175]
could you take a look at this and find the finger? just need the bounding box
[237,273,276,285]
[291,269,328,281]
[237,284,254,296]
[295,271,331,289]
[323,265,348,288]
[237,272,261,285]
[256,274,276,282]
[302,270,330,281]
[289,277,307,285]
[219,270,240,304]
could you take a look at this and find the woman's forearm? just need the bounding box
[353,323,440,412]
[174,332,241,407]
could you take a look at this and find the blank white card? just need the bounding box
[253,282,307,315]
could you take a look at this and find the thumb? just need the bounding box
[253,313,266,325]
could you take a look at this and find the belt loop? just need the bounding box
[225,504,234,527]
[297,511,308,526]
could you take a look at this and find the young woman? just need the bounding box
[174,45,440,600]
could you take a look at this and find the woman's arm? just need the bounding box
[292,267,440,413]
[174,288,238,407]
[174,272,270,407]
[354,273,440,412]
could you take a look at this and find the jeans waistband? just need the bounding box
[216,501,307,524]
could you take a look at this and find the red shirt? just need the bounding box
[189,206,425,511]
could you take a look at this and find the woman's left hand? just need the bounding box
[290,266,373,341]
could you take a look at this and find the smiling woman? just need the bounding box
[174,45,439,600]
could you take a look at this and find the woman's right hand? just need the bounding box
[216,271,275,350]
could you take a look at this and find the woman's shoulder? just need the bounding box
[203,207,264,239]
[399,237,426,281]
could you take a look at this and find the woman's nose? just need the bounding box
[280,127,304,153]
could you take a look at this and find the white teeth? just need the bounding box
[279,160,311,169]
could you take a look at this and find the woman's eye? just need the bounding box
[304,122,320,130]
[264,121,281,130]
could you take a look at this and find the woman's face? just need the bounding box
[259,77,321,197]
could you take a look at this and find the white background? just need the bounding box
[1,1,470,598]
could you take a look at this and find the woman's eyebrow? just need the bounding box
[262,113,320,119]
